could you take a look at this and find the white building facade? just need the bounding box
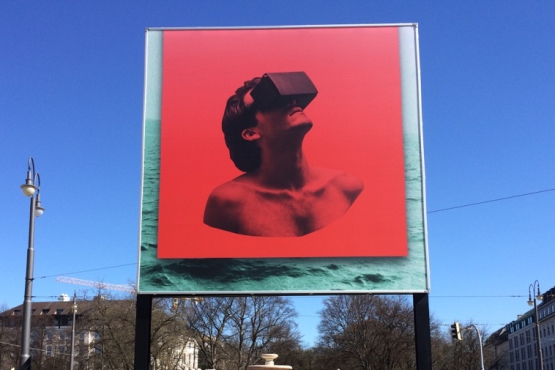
[507,287,555,370]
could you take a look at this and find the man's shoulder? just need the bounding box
[206,175,257,205]
[312,167,364,193]
[203,176,257,232]
[335,171,364,193]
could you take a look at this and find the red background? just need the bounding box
[157,27,407,258]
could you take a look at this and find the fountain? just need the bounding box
[247,354,292,370]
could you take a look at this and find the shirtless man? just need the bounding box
[203,73,364,237]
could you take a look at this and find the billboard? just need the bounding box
[138,24,429,295]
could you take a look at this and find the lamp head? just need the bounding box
[528,291,534,306]
[34,191,45,217]
[21,157,37,197]
[536,284,543,300]
[21,183,36,197]
[35,204,45,217]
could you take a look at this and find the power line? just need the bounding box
[439,323,507,327]
[427,188,555,214]
[0,341,72,356]
[38,263,136,279]
[32,189,553,280]
[430,295,526,298]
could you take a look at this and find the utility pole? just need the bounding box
[528,281,544,370]
[19,157,46,370]
[70,291,77,370]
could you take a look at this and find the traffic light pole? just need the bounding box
[450,322,484,370]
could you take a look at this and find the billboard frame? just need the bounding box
[137,23,430,296]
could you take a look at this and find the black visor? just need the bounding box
[250,72,318,111]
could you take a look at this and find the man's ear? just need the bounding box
[241,128,261,141]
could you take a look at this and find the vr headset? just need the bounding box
[250,72,318,111]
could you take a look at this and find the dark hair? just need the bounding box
[222,77,261,172]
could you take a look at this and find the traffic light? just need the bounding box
[451,322,462,341]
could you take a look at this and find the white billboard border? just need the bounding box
[136,23,430,296]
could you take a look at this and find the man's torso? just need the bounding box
[204,168,363,237]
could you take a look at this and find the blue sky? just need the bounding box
[1,2,554,347]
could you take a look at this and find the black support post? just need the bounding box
[413,293,432,370]
[134,294,153,370]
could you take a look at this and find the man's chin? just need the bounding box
[293,121,313,131]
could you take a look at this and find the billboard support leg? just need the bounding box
[134,294,153,370]
[413,293,432,370]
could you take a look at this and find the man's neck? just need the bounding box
[256,146,310,190]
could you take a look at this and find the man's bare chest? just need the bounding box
[236,188,350,236]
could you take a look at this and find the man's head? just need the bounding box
[222,72,318,172]
[222,77,262,172]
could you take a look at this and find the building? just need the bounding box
[537,287,555,370]
[0,295,199,370]
[507,310,537,370]
[505,286,555,370]
[0,295,79,369]
[485,327,510,370]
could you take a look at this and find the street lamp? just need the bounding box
[70,291,77,370]
[465,324,485,370]
[528,280,544,370]
[19,157,45,370]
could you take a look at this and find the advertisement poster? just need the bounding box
[138,25,429,294]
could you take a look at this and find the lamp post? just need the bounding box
[70,291,77,370]
[19,157,45,370]
[528,280,544,370]
[465,324,485,370]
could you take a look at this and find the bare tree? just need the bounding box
[77,292,136,369]
[430,321,492,370]
[181,296,300,370]
[228,296,299,370]
[150,298,197,370]
[180,296,235,369]
[75,291,193,370]
[450,322,489,370]
[316,295,420,370]
[0,307,20,370]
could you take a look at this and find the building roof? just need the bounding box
[0,297,131,318]
[0,301,77,317]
